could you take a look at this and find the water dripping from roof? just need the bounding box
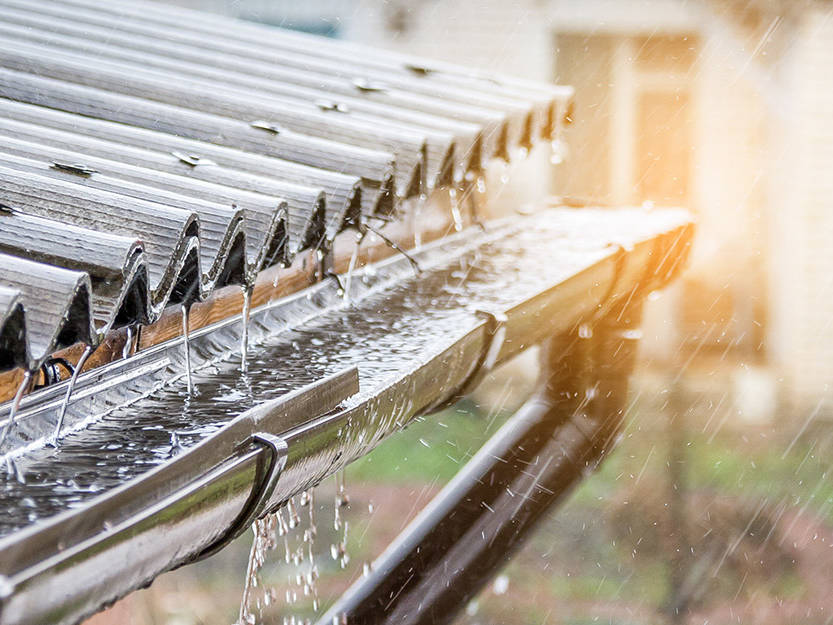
[411,192,428,249]
[342,231,364,303]
[360,224,421,276]
[51,344,93,446]
[241,287,252,374]
[0,370,32,448]
[122,326,133,360]
[181,305,193,396]
[449,186,463,232]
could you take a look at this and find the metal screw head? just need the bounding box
[171,151,216,167]
[315,99,350,114]
[51,161,97,177]
[352,78,388,94]
[249,120,283,134]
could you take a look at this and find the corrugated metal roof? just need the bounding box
[0,0,573,376]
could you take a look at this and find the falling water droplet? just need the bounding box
[332,471,351,569]
[238,513,278,625]
[304,489,319,612]
[288,496,301,529]
[476,175,486,194]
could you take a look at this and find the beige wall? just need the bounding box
[766,8,833,410]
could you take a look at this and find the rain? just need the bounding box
[0,1,828,625]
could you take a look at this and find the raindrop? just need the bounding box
[550,138,567,165]
[476,175,486,194]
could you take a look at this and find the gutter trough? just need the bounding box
[0,208,693,625]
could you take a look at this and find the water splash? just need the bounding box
[181,305,193,395]
[51,345,93,445]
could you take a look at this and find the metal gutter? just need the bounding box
[0,208,693,625]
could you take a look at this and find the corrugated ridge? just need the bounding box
[0,286,25,371]
[0,211,150,334]
[0,254,96,370]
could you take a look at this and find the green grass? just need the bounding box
[343,393,833,623]
[346,399,509,484]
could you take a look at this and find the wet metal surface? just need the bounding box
[0,209,688,537]
[0,208,692,625]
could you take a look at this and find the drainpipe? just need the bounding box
[321,301,644,625]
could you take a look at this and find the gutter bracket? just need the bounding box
[427,308,508,413]
[194,432,288,562]
[588,242,629,324]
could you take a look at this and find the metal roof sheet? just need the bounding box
[0,0,562,145]
[0,0,573,376]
